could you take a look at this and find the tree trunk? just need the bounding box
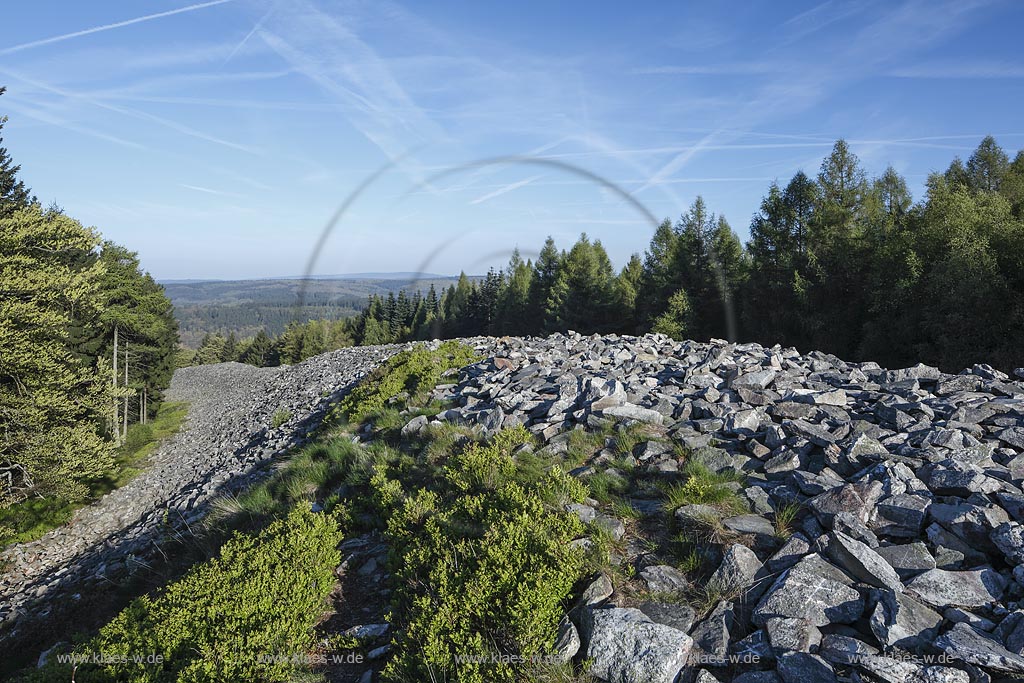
[123,348,129,438]
[112,325,119,443]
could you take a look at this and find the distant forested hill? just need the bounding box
[163,276,468,347]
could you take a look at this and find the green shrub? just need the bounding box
[121,423,154,454]
[661,461,748,515]
[377,426,587,683]
[28,506,343,683]
[271,408,293,429]
[224,436,369,522]
[335,341,480,423]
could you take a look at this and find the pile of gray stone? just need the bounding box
[411,332,1024,683]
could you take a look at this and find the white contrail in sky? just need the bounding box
[0,0,235,56]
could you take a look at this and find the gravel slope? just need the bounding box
[0,345,402,652]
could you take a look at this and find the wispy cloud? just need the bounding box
[469,175,542,204]
[222,5,278,67]
[180,183,246,198]
[255,0,447,170]
[0,68,261,154]
[634,0,994,194]
[1,100,149,150]
[0,0,235,56]
[890,61,1024,79]
[631,64,784,76]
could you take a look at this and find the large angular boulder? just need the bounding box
[868,588,942,650]
[905,568,1006,609]
[874,542,936,581]
[824,531,903,591]
[581,607,693,683]
[706,544,764,597]
[753,555,865,627]
[936,622,1024,675]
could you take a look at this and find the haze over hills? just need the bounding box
[163,274,474,348]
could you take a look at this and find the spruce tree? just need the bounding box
[0,87,33,218]
[0,207,116,505]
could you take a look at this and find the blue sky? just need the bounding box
[1,0,1023,280]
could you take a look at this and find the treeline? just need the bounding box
[0,88,177,510]
[345,137,1024,372]
[174,301,363,349]
[180,318,354,368]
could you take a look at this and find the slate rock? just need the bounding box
[707,544,764,596]
[873,494,930,539]
[640,564,690,595]
[753,555,865,627]
[991,522,1024,564]
[601,403,665,425]
[875,542,936,581]
[905,568,1006,609]
[765,616,822,654]
[552,616,580,664]
[582,607,693,683]
[825,531,904,591]
[690,601,735,666]
[732,673,781,683]
[636,601,696,633]
[776,652,837,683]
[869,588,942,650]
[936,622,1024,675]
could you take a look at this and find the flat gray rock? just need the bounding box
[905,568,1006,609]
[875,541,936,581]
[753,555,865,627]
[776,652,837,682]
[601,403,665,425]
[640,564,690,595]
[636,601,696,633]
[936,622,1024,675]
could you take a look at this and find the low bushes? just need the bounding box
[27,506,343,683]
[335,341,480,423]
[374,425,589,683]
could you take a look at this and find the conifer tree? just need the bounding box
[0,207,116,506]
[0,87,33,218]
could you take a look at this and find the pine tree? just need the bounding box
[651,289,692,340]
[527,238,562,334]
[0,87,33,219]
[0,207,116,506]
[614,253,644,333]
[241,330,275,366]
[221,331,239,362]
[495,250,533,335]
[966,136,1009,192]
[639,218,678,326]
[547,234,616,334]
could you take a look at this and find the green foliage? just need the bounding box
[336,341,479,423]
[0,87,34,217]
[271,408,293,429]
[650,288,692,340]
[28,506,342,683]
[222,436,369,523]
[378,426,587,683]
[0,207,117,507]
[0,401,188,547]
[661,461,747,516]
